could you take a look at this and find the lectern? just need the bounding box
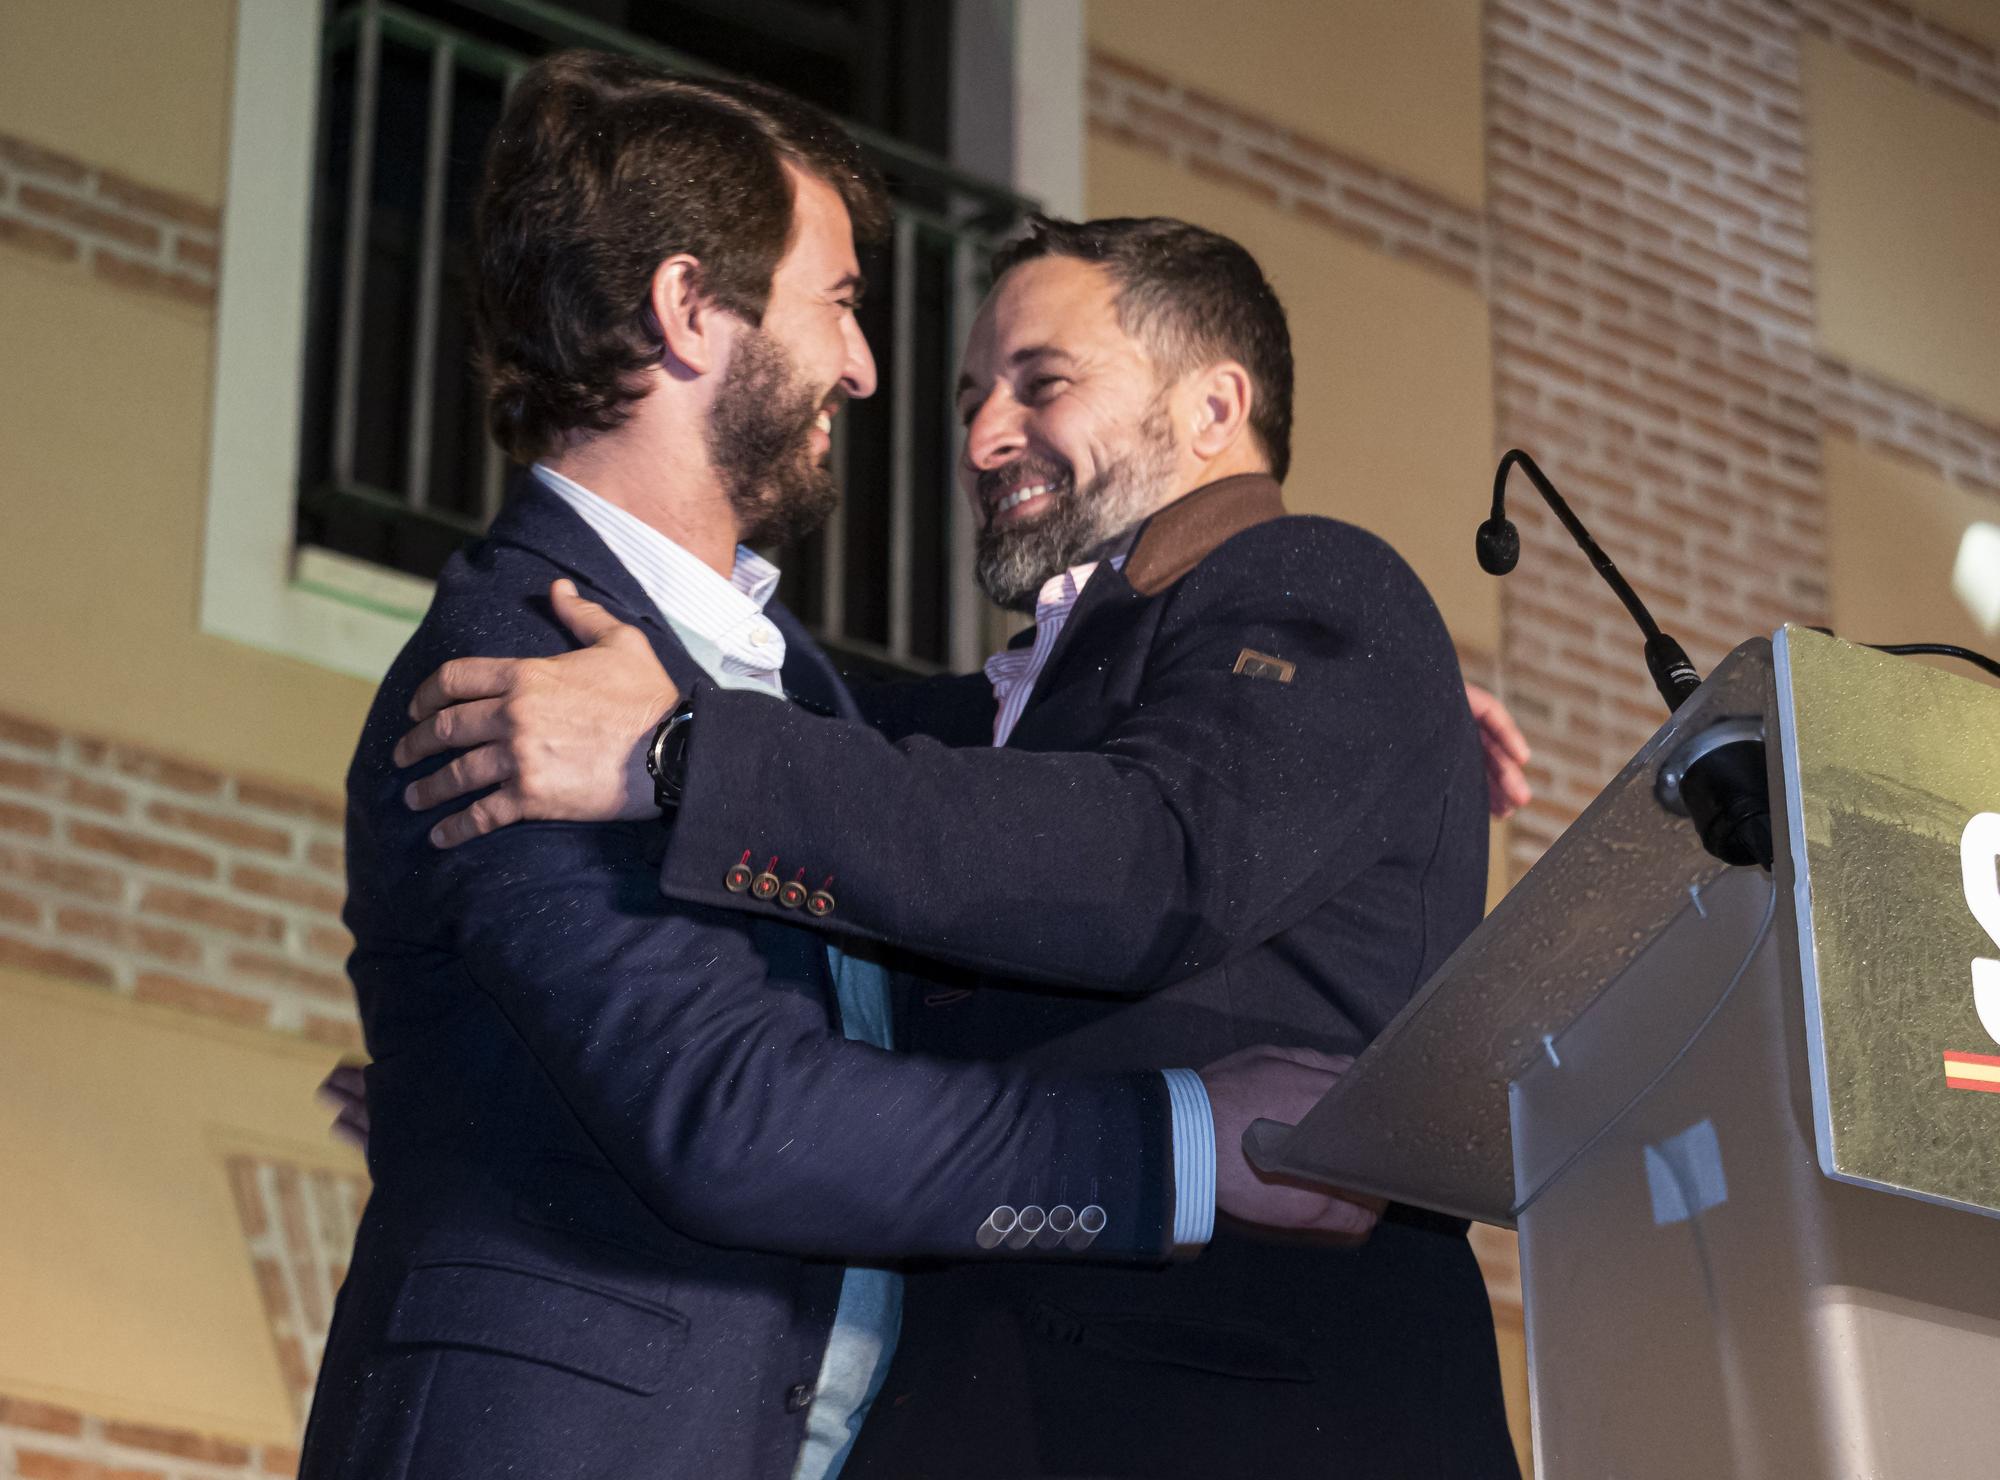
[1248,626,2000,1478]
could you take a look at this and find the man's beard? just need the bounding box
[705,326,840,549]
[973,397,1178,612]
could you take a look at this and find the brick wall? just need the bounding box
[1820,354,2000,495]
[227,1159,370,1425]
[1090,5,1999,872]
[0,708,360,1467]
[1087,50,1488,288]
[0,135,218,308]
[1482,0,1830,867]
[0,712,359,1053]
[1804,0,2000,117]
[0,1397,298,1480]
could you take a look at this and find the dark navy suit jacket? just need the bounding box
[298,480,1179,1480]
[658,475,1522,1478]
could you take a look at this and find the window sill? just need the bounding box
[202,544,424,683]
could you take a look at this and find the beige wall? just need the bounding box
[0,0,235,207]
[1806,37,2000,425]
[1088,133,1502,660]
[1088,0,1487,206]
[0,0,373,1427]
[0,0,380,1444]
[1824,434,2000,688]
[0,970,362,1443]
[0,216,374,793]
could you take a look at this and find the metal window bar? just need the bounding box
[404,37,455,511]
[307,0,1028,672]
[886,214,918,660]
[820,411,848,636]
[480,60,527,526]
[329,0,381,492]
[945,229,985,674]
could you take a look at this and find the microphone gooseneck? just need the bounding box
[1479,449,1773,870]
[1480,449,1702,712]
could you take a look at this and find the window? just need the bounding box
[293,0,1029,672]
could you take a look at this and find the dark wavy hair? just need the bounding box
[473,51,891,463]
[991,216,1294,481]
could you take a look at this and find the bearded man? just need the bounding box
[387,209,1527,1478]
[301,53,1385,1480]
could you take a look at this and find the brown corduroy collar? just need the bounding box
[1122,473,1288,596]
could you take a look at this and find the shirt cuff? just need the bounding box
[1160,1067,1216,1255]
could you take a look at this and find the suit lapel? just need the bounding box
[1012,560,1141,736]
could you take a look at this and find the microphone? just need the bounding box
[1474,515,1518,577]
[1479,449,1772,870]
[1479,449,1701,712]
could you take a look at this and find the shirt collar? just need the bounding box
[531,462,782,656]
[1030,553,1126,618]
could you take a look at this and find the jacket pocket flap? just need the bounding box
[387,1260,687,1395]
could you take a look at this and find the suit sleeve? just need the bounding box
[658,522,1471,994]
[428,824,1174,1263]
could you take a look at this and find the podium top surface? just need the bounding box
[1248,628,2000,1225]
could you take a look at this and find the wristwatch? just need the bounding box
[645,695,697,815]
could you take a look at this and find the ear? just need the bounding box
[1187,361,1254,463]
[648,254,726,377]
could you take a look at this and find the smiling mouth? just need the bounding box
[993,482,1052,517]
[812,388,850,441]
[982,464,1072,527]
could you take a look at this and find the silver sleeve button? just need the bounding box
[1005,1205,1046,1250]
[976,1205,1017,1249]
[1066,1204,1107,1250]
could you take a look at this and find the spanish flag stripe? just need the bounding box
[1944,1053,2000,1092]
[1942,1050,2000,1069]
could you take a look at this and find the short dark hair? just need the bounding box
[990,216,1294,481]
[474,51,891,463]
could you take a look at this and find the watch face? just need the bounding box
[665,722,693,772]
[651,703,695,809]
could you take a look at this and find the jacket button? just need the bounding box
[724,862,754,892]
[805,889,835,917]
[751,870,781,901]
[785,1381,814,1413]
[777,879,807,909]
